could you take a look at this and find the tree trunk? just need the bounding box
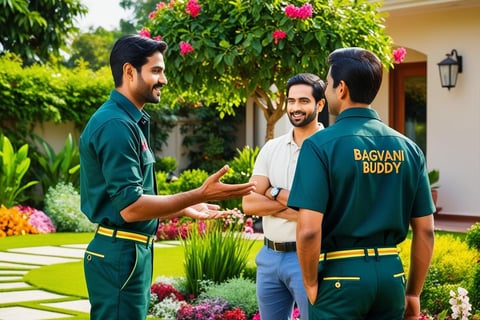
[251,87,286,142]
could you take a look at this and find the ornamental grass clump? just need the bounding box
[182,219,256,296]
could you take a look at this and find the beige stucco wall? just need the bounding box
[382,6,480,216]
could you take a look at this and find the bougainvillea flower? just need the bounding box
[186,0,202,18]
[285,4,298,18]
[139,28,151,38]
[296,4,313,19]
[284,3,313,19]
[392,47,407,64]
[179,41,194,55]
[272,30,287,44]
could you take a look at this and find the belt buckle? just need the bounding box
[273,241,279,252]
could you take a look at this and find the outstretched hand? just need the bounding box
[183,203,234,220]
[199,165,256,201]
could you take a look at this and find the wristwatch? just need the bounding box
[270,186,282,200]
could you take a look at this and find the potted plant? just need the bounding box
[428,169,440,213]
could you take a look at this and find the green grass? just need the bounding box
[0,232,263,319]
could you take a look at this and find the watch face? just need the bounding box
[271,187,280,198]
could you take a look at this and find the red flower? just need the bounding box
[392,47,407,64]
[186,0,202,18]
[150,282,185,301]
[221,307,247,320]
[272,30,287,45]
[179,41,194,55]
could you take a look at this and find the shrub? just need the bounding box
[44,182,96,232]
[0,135,38,207]
[198,277,258,317]
[466,222,480,252]
[32,133,80,197]
[398,234,478,314]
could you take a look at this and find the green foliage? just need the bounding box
[429,169,440,189]
[466,222,480,252]
[0,0,88,64]
[198,277,258,317]
[180,104,244,173]
[155,156,178,174]
[32,133,80,197]
[224,146,260,185]
[67,27,120,70]
[218,146,260,210]
[182,220,256,296]
[0,135,38,207]
[144,0,393,118]
[0,53,112,140]
[176,169,210,192]
[44,182,96,232]
[398,234,478,314]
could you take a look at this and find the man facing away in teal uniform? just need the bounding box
[288,47,435,320]
[79,34,256,320]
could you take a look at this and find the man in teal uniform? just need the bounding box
[79,34,256,320]
[288,47,435,320]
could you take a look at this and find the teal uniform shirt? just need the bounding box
[79,90,157,235]
[288,108,435,251]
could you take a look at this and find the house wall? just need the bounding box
[382,6,480,216]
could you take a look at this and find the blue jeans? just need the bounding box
[256,245,309,320]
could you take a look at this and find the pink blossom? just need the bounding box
[293,307,301,319]
[272,30,287,45]
[154,35,162,41]
[139,28,151,38]
[148,11,156,19]
[186,0,202,18]
[156,2,167,10]
[392,47,407,64]
[296,4,313,19]
[179,41,194,55]
[284,3,313,19]
[285,4,298,18]
[252,312,261,320]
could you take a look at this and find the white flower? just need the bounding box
[449,287,472,320]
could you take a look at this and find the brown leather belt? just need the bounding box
[264,237,296,252]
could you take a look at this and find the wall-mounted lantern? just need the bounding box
[437,49,463,90]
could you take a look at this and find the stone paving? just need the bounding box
[0,241,181,320]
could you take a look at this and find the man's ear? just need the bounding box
[123,63,135,81]
[317,98,326,113]
[337,80,349,99]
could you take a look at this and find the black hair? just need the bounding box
[286,73,326,103]
[327,47,382,104]
[110,34,168,87]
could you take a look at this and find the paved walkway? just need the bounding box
[0,241,180,320]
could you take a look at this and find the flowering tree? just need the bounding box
[143,0,393,141]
